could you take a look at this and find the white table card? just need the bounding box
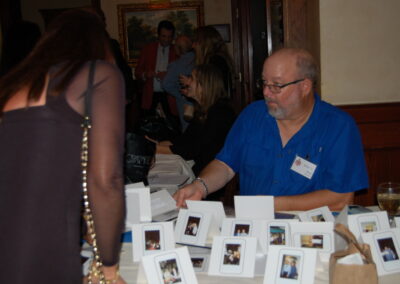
[186,200,226,230]
[290,222,334,262]
[174,209,215,246]
[131,222,175,262]
[125,185,151,225]
[298,206,335,222]
[346,211,391,241]
[208,236,258,278]
[263,246,317,284]
[361,228,400,276]
[260,219,299,253]
[234,196,274,219]
[139,246,198,284]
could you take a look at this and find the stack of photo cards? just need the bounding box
[234,196,274,219]
[131,222,175,262]
[263,246,317,284]
[150,189,179,222]
[290,222,334,262]
[125,184,151,225]
[361,228,400,276]
[139,246,198,284]
[175,209,216,247]
[298,206,335,222]
[186,200,226,230]
[208,236,258,278]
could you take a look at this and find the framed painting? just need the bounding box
[118,1,204,67]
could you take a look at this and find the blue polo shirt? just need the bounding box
[216,94,368,196]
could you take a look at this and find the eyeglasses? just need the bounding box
[256,78,305,94]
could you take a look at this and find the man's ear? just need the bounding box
[302,78,313,95]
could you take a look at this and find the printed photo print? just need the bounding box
[223,244,242,265]
[159,258,182,284]
[280,254,300,280]
[378,237,399,262]
[300,234,323,249]
[361,221,377,233]
[184,216,200,236]
[191,257,204,269]
[145,230,161,251]
[234,224,250,236]
[270,226,286,245]
[310,213,326,222]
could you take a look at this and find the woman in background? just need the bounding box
[155,64,236,176]
[0,10,126,284]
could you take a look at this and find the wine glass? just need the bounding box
[377,182,400,217]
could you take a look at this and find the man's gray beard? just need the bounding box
[265,99,285,119]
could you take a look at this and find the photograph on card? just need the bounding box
[184,215,201,237]
[300,234,324,249]
[357,215,380,233]
[233,222,251,236]
[191,255,209,272]
[374,232,400,272]
[155,253,183,284]
[220,239,245,273]
[310,211,326,222]
[144,230,161,251]
[276,250,304,284]
[270,225,288,245]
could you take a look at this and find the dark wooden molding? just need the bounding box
[339,102,400,206]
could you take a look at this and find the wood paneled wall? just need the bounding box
[340,103,400,206]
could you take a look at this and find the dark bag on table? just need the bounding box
[138,115,180,141]
[124,133,155,184]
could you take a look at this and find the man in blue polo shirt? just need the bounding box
[174,48,368,211]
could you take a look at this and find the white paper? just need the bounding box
[125,186,152,224]
[141,246,198,284]
[337,253,364,265]
[264,246,317,284]
[234,196,274,220]
[150,189,178,222]
[208,236,258,278]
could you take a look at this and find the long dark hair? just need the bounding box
[0,9,112,116]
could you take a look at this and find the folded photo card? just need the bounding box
[347,211,391,241]
[125,184,152,225]
[186,200,226,231]
[290,222,334,262]
[234,196,274,220]
[208,236,258,278]
[361,228,400,276]
[131,222,175,262]
[260,219,299,254]
[139,246,198,284]
[175,209,215,247]
[394,217,400,228]
[150,189,179,222]
[264,246,317,284]
[298,206,335,222]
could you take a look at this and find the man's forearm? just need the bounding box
[274,190,354,212]
[197,159,235,196]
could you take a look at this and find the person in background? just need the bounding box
[174,48,368,211]
[0,10,126,283]
[151,64,236,176]
[162,35,195,132]
[135,20,178,117]
[180,25,234,98]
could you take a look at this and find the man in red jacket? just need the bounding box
[135,20,178,116]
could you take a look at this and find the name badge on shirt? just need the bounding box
[290,155,317,179]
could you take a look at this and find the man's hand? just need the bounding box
[173,182,204,208]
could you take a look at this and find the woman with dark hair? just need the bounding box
[154,64,236,175]
[0,10,126,284]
